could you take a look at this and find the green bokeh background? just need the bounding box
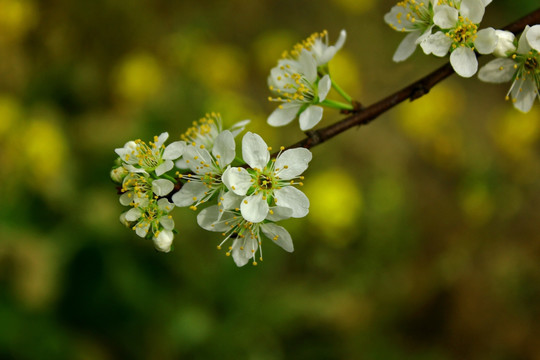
[1,0,540,359]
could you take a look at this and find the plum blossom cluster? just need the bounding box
[385,0,539,112]
[266,29,355,131]
[112,113,312,266]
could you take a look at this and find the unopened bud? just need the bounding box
[493,30,516,58]
[111,165,129,183]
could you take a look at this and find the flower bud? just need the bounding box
[119,212,130,227]
[153,230,174,252]
[493,30,516,58]
[110,165,129,183]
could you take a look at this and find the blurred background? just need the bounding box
[1,0,540,359]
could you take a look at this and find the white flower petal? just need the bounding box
[518,26,531,54]
[221,190,243,210]
[475,28,497,54]
[265,206,293,222]
[478,58,515,83]
[460,0,485,24]
[240,193,269,223]
[135,222,150,238]
[119,192,133,206]
[298,49,318,83]
[160,217,174,231]
[512,78,538,113]
[197,206,230,232]
[212,130,235,166]
[125,208,142,222]
[222,167,252,195]
[335,30,347,51]
[153,230,173,253]
[450,47,478,78]
[267,104,301,127]
[393,31,421,62]
[231,237,256,267]
[274,186,309,218]
[526,24,540,51]
[433,5,458,29]
[261,223,294,253]
[152,179,174,196]
[275,148,312,180]
[493,30,516,57]
[318,75,331,102]
[171,182,208,207]
[157,198,174,212]
[163,141,185,160]
[228,119,250,137]
[155,160,173,176]
[242,132,270,170]
[420,32,452,57]
[156,132,169,145]
[299,105,324,131]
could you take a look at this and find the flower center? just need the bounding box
[180,112,221,148]
[449,17,477,49]
[257,173,274,189]
[525,55,538,72]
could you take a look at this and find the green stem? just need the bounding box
[331,80,352,103]
[162,174,177,182]
[320,99,354,111]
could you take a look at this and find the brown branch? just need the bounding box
[284,7,540,152]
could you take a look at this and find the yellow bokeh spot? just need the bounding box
[0,95,22,136]
[306,168,362,245]
[329,50,361,97]
[331,0,374,14]
[114,53,164,104]
[0,0,38,46]
[192,44,246,91]
[491,107,540,161]
[22,114,68,184]
[397,84,464,165]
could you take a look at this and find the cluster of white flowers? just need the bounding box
[479,25,540,112]
[266,30,353,131]
[112,113,312,266]
[385,0,539,112]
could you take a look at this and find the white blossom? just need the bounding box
[124,198,176,252]
[493,30,516,58]
[267,49,332,130]
[478,25,540,113]
[384,0,436,62]
[197,205,294,267]
[115,132,185,176]
[119,173,174,208]
[222,132,311,223]
[281,29,346,68]
[419,0,496,77]
[172,130,237,211]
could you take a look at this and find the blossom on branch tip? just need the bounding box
[478,25,540,113]
[222,132,311,223]
[267,49,332,130]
